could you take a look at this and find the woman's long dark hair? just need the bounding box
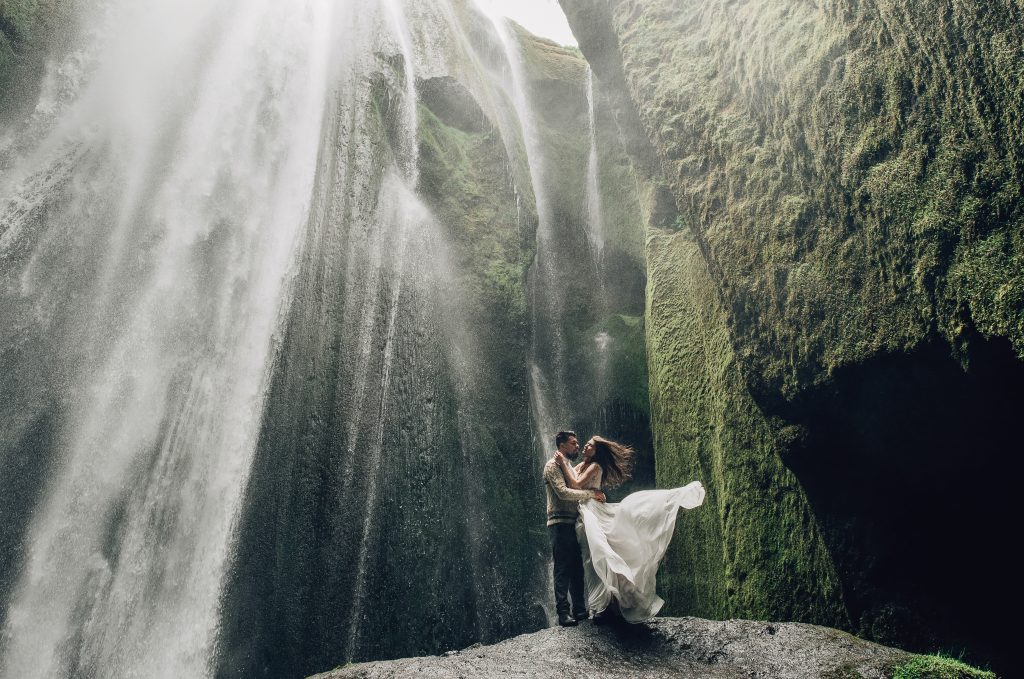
[589,436,634,489]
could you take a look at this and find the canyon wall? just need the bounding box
[562,0,1023,671]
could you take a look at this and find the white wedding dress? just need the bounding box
[574,464,705,622]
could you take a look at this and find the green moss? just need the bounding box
[592,0,1024,399]
[0,0,40,43]
[0,32,14,82]
[949,229,1024,353]
[892,654,996,679]
[647,227,847,624]
[513,23,587,85]
[0,0,50,119]
[417,103,531,322]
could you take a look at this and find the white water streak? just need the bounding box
[585,66,605,258]
[480,9,571,446]
[0,0,336,676]
[342,0,424,660]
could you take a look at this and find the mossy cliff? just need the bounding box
[567,0,1024,394]
[646,227,847,625]
[562,0,1023,672]
[217,48,544,679]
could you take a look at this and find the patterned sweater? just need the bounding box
[543,457,598,526]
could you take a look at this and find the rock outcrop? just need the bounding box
[309,617,993,679]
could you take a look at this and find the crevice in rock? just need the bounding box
[780,334,1023,674]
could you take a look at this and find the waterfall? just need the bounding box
[585,66,605,259]
[0,0,337,676]
[341,0,421,661]
[479,10,572,467]
[0,1,650,676]
[583,65,612,407]
[215,1,555,671]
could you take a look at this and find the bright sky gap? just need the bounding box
[474,0,578,45]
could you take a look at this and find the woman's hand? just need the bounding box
[554,451,568,468]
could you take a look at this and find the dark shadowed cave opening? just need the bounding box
[781,335,1023,674]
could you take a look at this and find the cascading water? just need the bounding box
[479,11,573,456]
[340,0,421,660]
[0,0,337,676]
[584,65,611,405]
[482,15,653,498]
[216,2,554,674]
[585,66,605,260]
[0,1,652,677]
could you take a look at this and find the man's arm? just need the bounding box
[544,461,597,502]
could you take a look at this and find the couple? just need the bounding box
[543,430,705,627]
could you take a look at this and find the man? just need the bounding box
[543,430,606,626]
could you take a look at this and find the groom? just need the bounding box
[544,430,606,626]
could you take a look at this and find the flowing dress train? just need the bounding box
[576,480,705,622]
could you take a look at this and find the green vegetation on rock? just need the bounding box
[1,0,38,101]
[588,0,1024,399]
[646,226,846,624]
[892,654,996,679]
[561,0,1023,672]
[418,99,531,322]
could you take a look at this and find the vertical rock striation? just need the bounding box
[216,3,654,677]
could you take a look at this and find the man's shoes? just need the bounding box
[557,611,578,627]
[573,611,589,622]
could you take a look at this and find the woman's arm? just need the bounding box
[545,460,598,502]
[557,455,600,490]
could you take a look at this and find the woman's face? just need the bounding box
[583,439,596,461]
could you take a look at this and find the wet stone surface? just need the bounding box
[310,617,909,678]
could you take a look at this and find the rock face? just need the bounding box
[0,0,71,124]
[309,617,917,679]
[215,5,654,678]
[561,0,1024,672]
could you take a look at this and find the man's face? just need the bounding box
[561,436,580,459]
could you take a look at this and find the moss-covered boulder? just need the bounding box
[892,654,996,679]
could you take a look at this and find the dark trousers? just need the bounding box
[549,523,586,615]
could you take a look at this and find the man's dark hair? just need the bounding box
[555,430,577,448]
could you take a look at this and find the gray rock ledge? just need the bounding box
[310,617,912,678]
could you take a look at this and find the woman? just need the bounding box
[555,436,704,622]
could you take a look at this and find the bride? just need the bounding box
[555,436,705,622]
